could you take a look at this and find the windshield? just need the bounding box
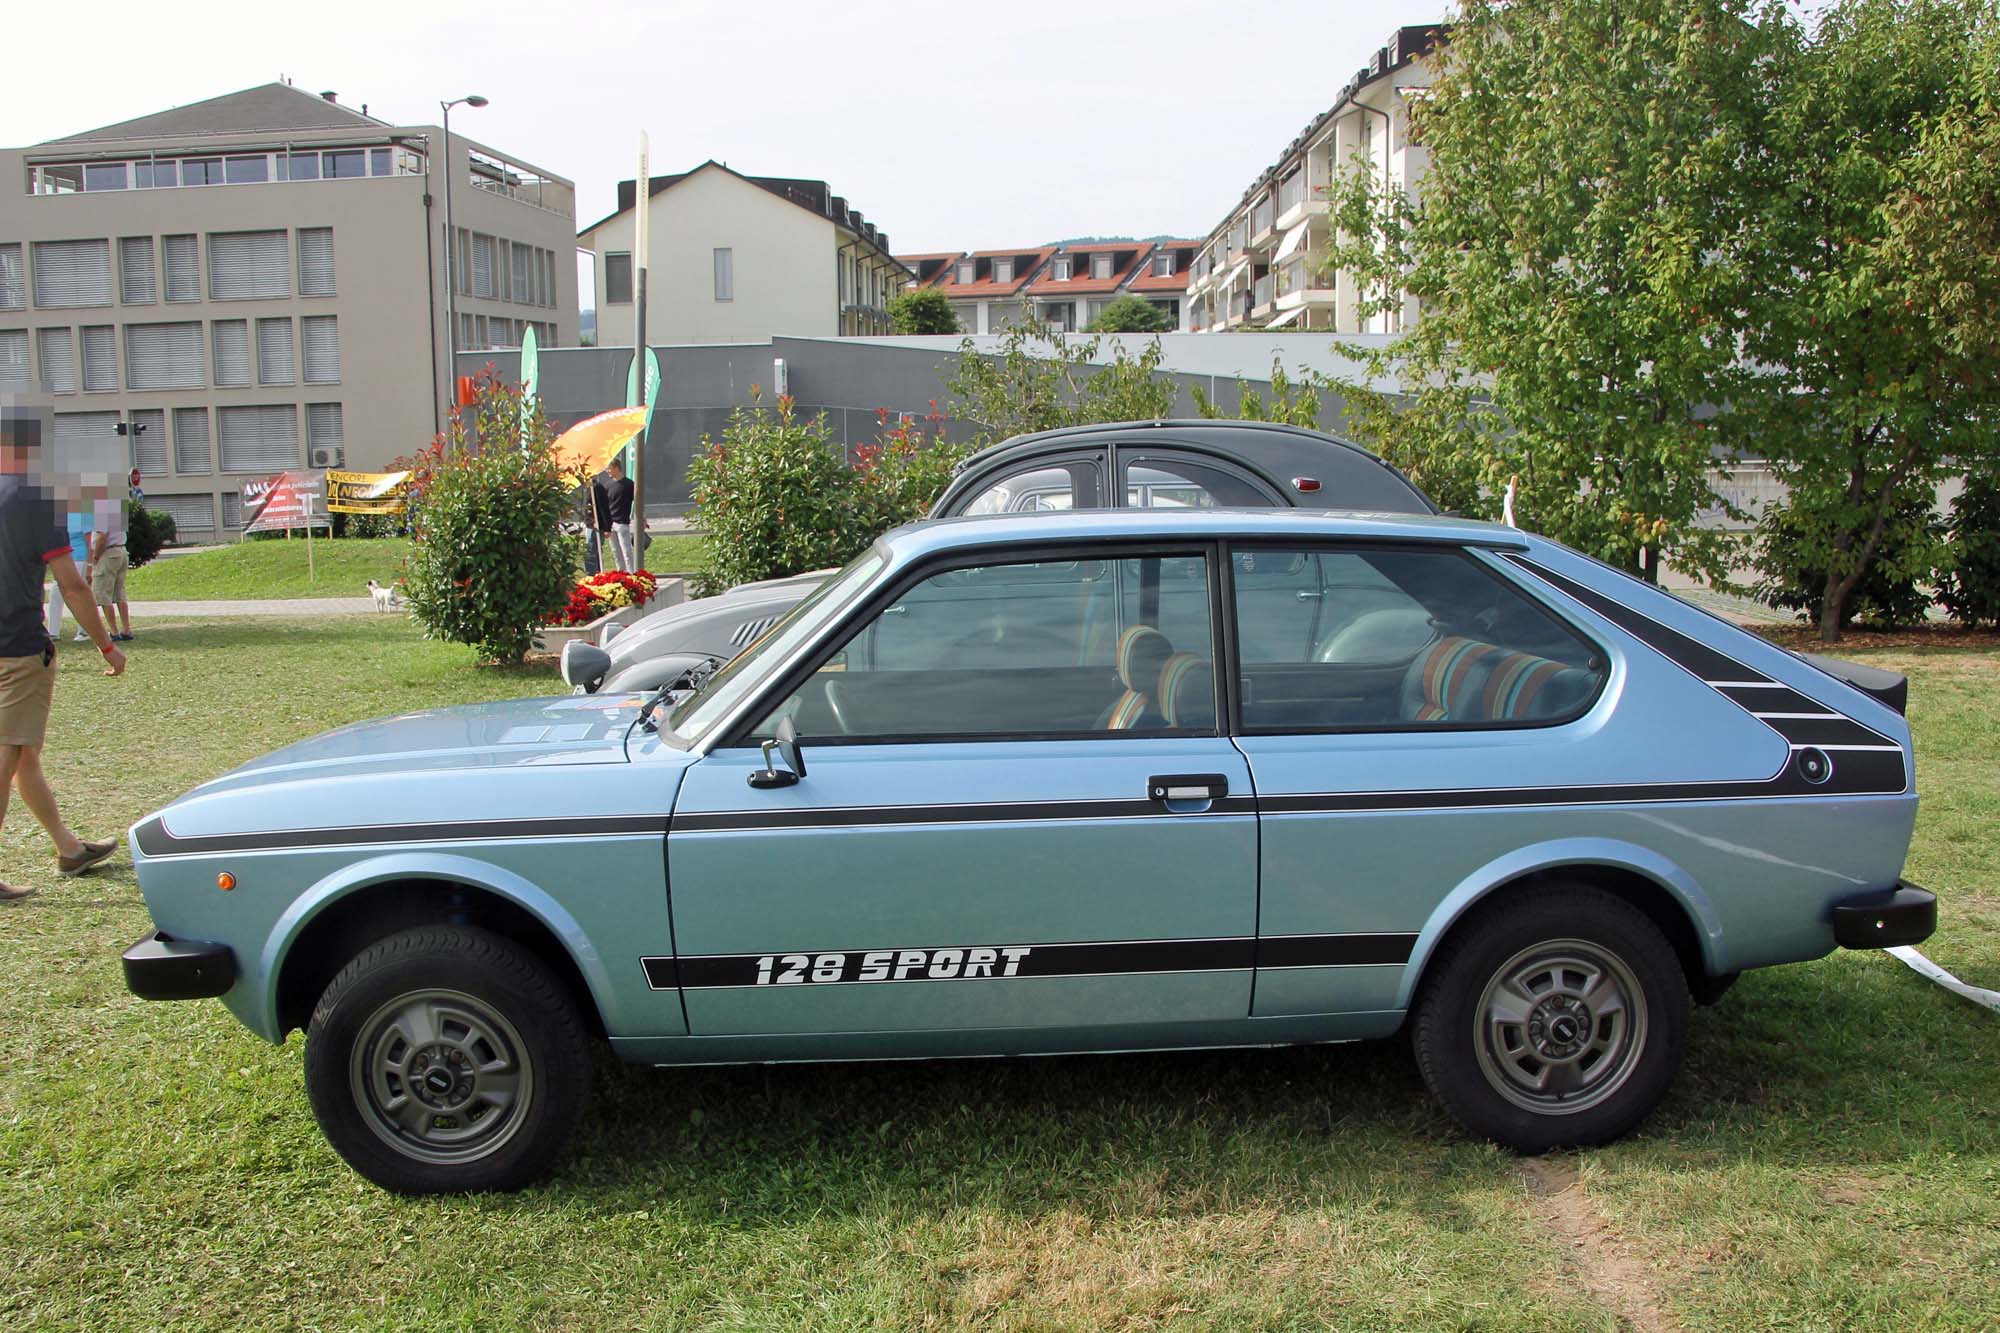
[666,548,889,743]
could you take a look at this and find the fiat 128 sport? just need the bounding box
[123,509,1935,1193]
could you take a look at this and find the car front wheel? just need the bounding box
[304,925,591,1194]
[1413,886,1688,1153]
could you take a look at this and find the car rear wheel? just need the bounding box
[1413,886,1688,1152]
[304,925,590,1194]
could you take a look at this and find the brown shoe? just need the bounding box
[0,882,37,902]
[57,839,116,877]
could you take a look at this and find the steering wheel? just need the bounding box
[823,679,854,735]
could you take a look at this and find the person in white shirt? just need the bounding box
[87,492,132,642]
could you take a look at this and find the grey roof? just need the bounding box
[42,83,381,146]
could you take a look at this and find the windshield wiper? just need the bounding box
[639,655,724,733]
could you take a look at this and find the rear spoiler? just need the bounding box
[1797,652,1908,716]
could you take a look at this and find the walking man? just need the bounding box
[1,429,127,902]
[88,490,133,641]
[604,457,636,571]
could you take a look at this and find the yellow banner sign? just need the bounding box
[326,469,412,516]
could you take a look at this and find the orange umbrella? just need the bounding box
[550,406,646,478]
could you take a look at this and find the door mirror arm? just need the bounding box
[748,716,807,789]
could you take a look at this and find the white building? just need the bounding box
[1185,24,1444,336]
[578,162,909,345]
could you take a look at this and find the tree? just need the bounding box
[1191,358,1328,428]
[1087,295,1174,333]
[1322,0,1791,580]
[946,323,1176,449]
[1733,0,2000,639]
[887,288,959,335]
[400,371,577,664]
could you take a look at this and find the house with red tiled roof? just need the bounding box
[1021,241,1156,332]
[919,247,1056,334]
[1111,240,1198,327]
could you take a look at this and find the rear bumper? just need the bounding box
[1831,883,1936,950]
[122,931,236,1000]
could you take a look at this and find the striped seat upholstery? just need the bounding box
[1403,635,1582,724]
[1105,625,1174,730]
[1157,652,1216,730]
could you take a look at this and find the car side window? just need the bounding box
[1121,455,1277,509]
[1231,545,1604,732]
[756,553,1219,741]
[958,461,1102,516]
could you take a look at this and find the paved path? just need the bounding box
[126,597,382,617]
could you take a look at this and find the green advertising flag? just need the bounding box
[519,325,539,450]
[623,346,661,469]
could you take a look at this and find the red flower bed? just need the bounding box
[554,569,660,626]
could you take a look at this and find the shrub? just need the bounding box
[887,288,959,334]
[1938,475,2000,628]
[124,503,175,568]
[687,394,876,594]
[947,323,1175,449]
[400,371,578,664]
[1086,294,1175,333]
[853,404,967,534]
[1753,485,1943,631]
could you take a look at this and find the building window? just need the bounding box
[32,239,114,308]
[182,158,224,186]
[325,150,366,180]
[164,235,200,302]
[118,237,157,305]
[53,411,120,456]
[0,330,26,390]
[173,407,212,474]
[993,258,1014,283]
[38,328,75,394]
[604,252,632,305]
[302,316,339,384]
[126,322,204,391]
[281,153,319,182]
[1052,257,1071,281]
[84,162,128,191]
[81,326,118,392]
[1152,252,1176,278]
[1092,253,1113,280]
[208,231,291,301]
[217,404,300,472]
[713,248,733,302]
[225,155,269,185]
[129,408,168,474]
[307,403,344,466]
[957,260,975,285]
[471,233,496,298]
[0,244,23,311]
[298,228,336,296]
[511,243,532,304]
[370,148,391,176]
[211,320,251,387]
[150,493,215,534]
[256,318,295,386]
[135,160,177,188]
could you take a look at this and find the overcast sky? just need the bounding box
[7,0,1447,282]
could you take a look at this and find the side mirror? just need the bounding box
[748,716,806,789]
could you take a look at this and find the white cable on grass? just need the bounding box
[1887,946,2000,1014]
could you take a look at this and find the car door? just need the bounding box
[666,544,1256,1037]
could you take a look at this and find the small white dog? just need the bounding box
[367,579,401,611]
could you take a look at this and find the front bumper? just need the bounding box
[1832,883,1937,950]
[122,931,236,1000]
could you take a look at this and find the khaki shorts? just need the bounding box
[0,651,55,749]
[91,545,128,604]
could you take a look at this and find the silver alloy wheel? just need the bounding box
[1472,938,1649,1116]
[348,988,535,1165]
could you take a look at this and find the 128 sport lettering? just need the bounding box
[754,946,1032,985]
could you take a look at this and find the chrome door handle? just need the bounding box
[1295,589,1326,601]
[1148,773,1229,803]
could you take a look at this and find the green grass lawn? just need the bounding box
[126,533,705,602]
[0,622,1993,1329]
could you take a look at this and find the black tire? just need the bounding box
[304,925,591,1194]
[1412,885,1688,1153]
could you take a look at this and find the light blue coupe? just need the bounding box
[123,509,1935,1193]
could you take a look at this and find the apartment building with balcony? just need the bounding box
[1121,240,1199,328]
[902,240,1197,332]
[1184,24,1444,336]
[580,163,910,344]
[0,82,578,540]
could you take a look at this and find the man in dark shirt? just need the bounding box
[0,424,127,901]
[589,471,614,573]
[603,458,636,571]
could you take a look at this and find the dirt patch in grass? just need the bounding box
[1520,1157,1682,1333]
[1750,624,2000,651]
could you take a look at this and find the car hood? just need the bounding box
[193,693,653,795]
[607,572,831,667]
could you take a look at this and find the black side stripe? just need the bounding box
[673,795,1260,835]
[133,813,671,858]
[641,933,1418,991]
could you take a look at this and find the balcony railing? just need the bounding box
[1254,273,1275,307]
[1277,173,1305,215]
[1251,198,1275,237]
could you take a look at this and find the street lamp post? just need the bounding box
[440,94,489,419]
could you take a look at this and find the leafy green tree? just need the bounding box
[124,503,175,567]
[1732,0,2000,640]
[1754,483,1943,630]
[887,288,959,335]
[1938,475,2000,627]
[1191,358,1328,428]
[401,371,576,664]
[686,393,863,594]
[1323,0,1784,581]
[946,323,1176,449]
[1087,295,1175,333]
